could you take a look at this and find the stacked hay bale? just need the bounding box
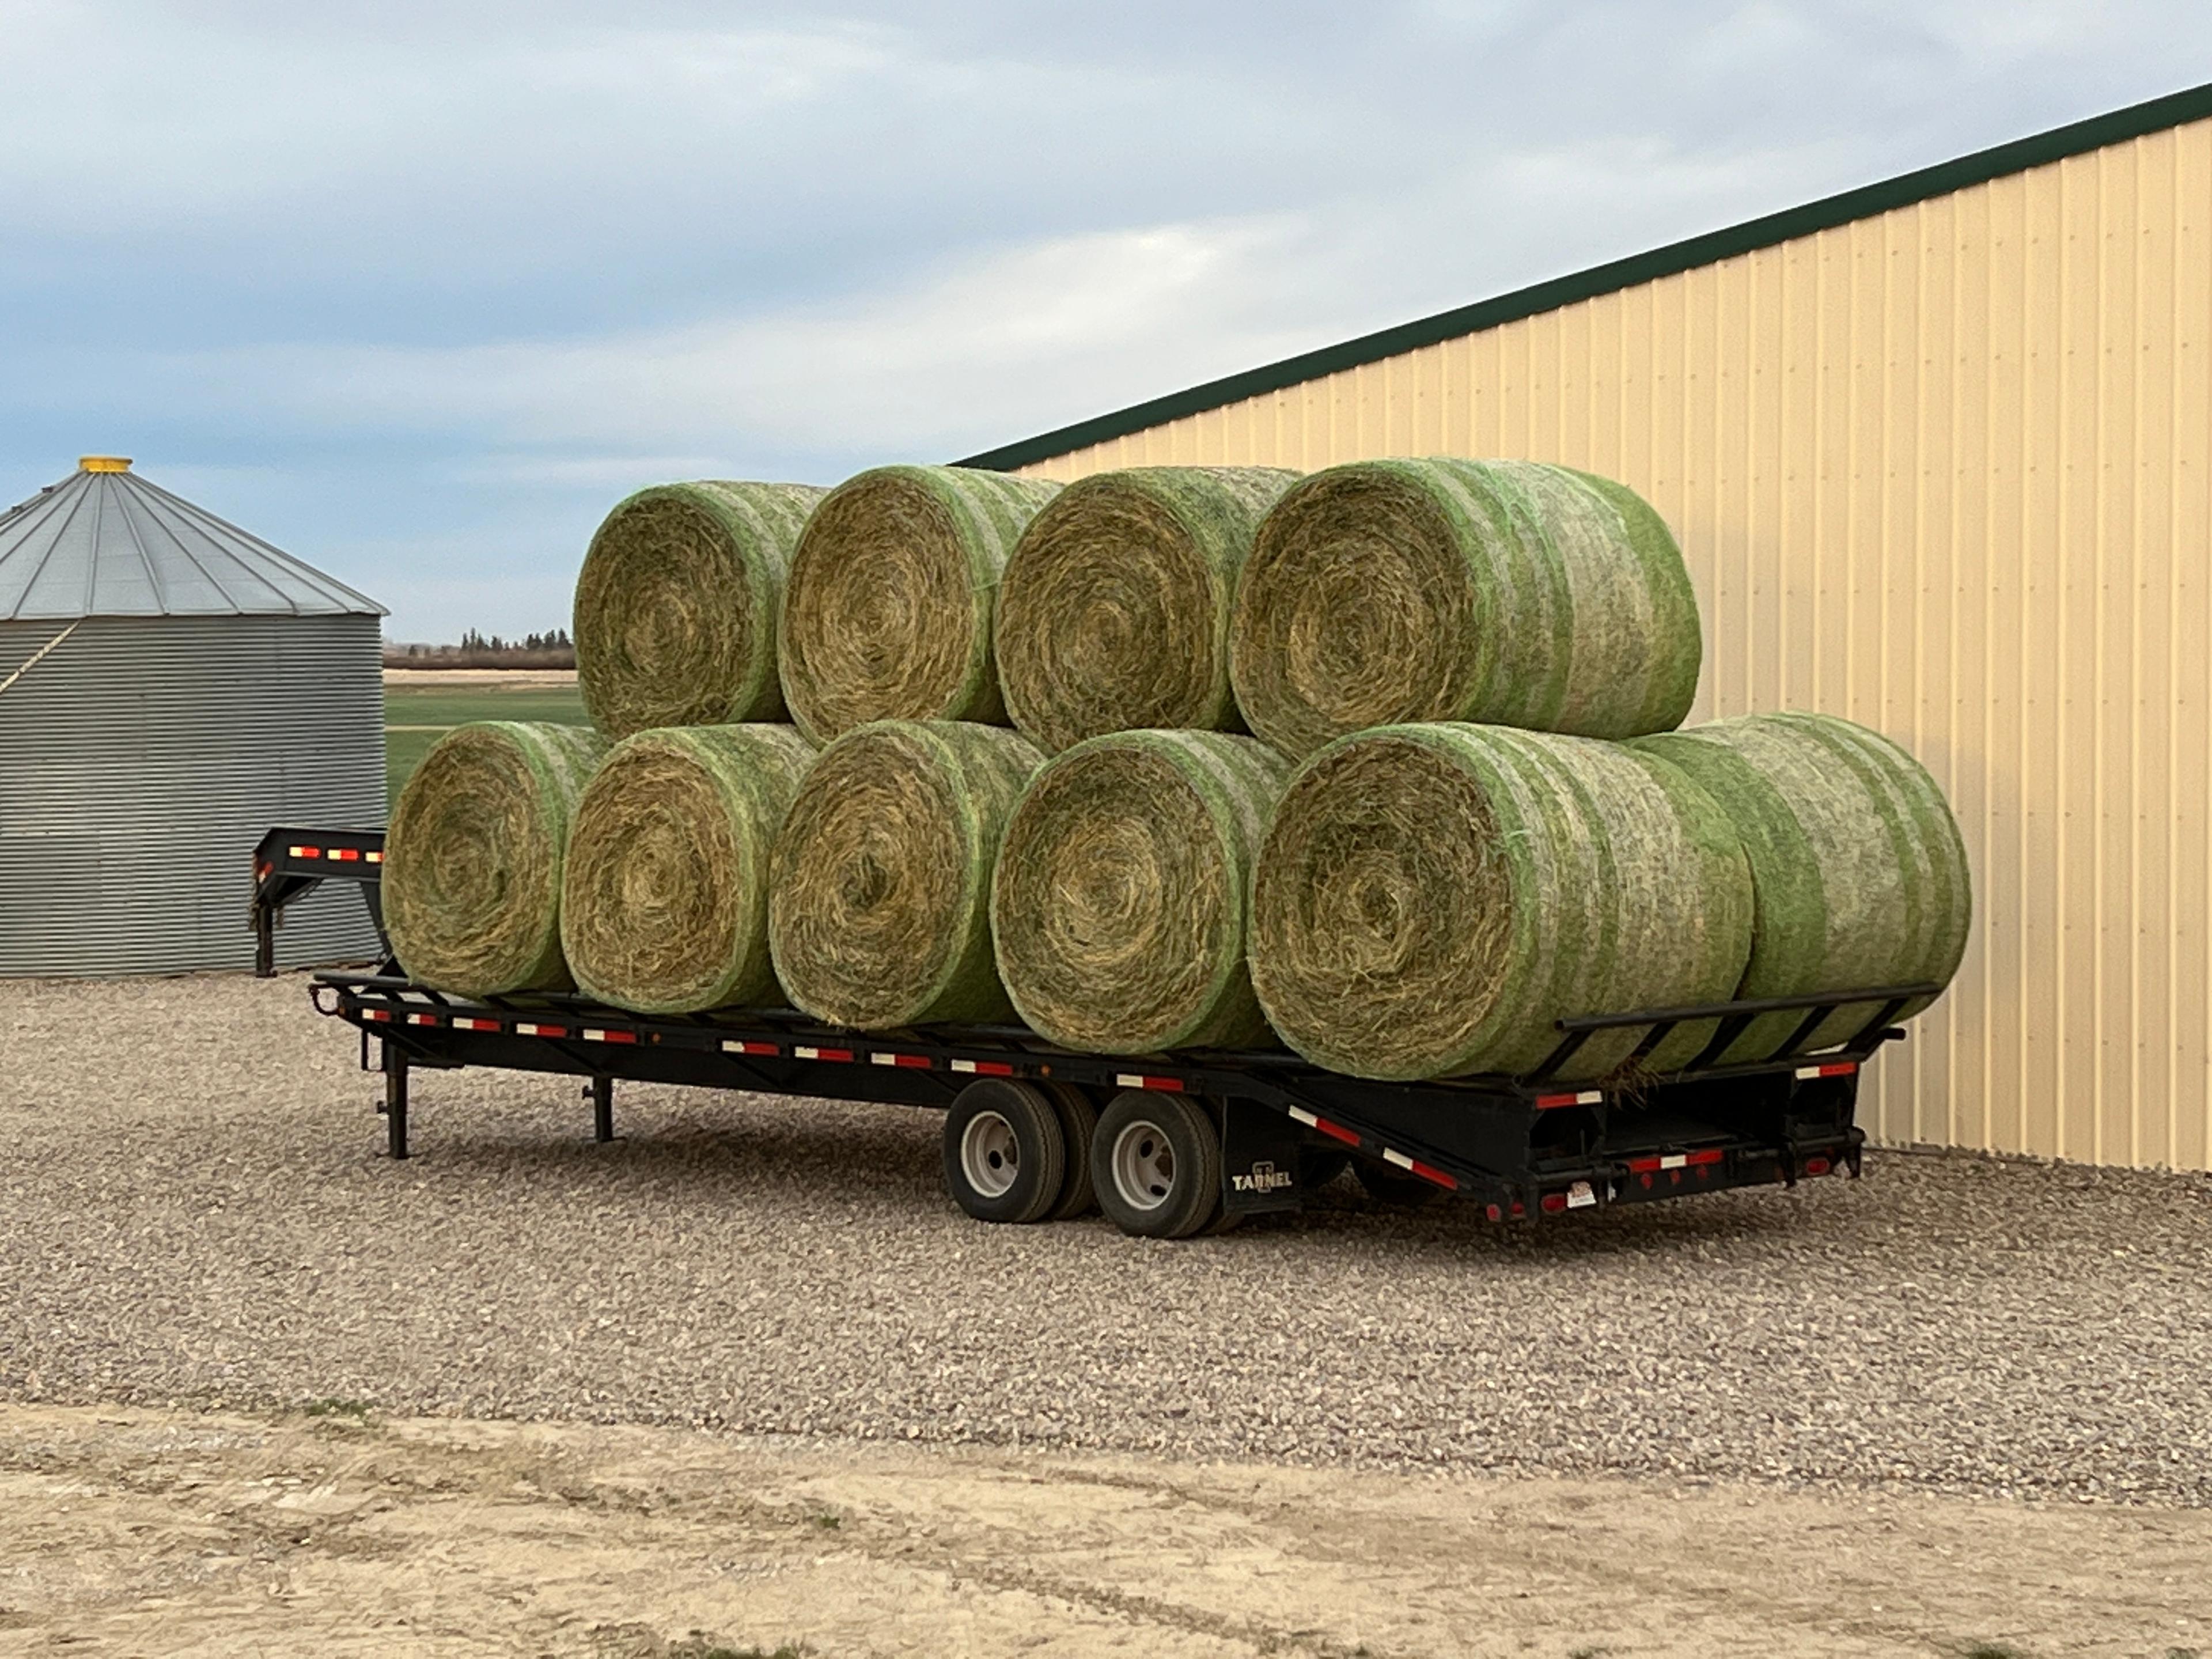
[560,724,816,1013]
[768,719,1044,1027]
[384,722,608,997]
[1247,724,1754,1081]
[1630,712,1972,1060]
[994,467,1301,752]
[573,481,826,738]
[777,466,1062,743]
[1229,459,1702,757]
[991,730,1289,1052]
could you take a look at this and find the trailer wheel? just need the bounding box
[1092,1090,1223,1240]
[1040,1083,1100,1220]
[943,1080,1066,1225]
[1354,1158,1444,1208]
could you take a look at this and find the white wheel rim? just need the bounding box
[960,1110,1021,1199]
[1110,1119,1175,1212]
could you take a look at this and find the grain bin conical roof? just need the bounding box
[0,457,384,620]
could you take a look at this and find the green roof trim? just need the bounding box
[959,78,2212,472]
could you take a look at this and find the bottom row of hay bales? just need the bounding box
[381,710,1969,1084]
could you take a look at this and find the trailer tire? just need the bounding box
[1092,1090,1223,1240]
[944,1080,1066,1225]
[1354,1158,1444,1208]
[1040,1083,1100,1220]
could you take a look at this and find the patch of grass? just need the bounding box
[668,1642,805,1659]
[300,1397,374,1420]
[385,681,590,804]
[1961,1645,2029,1659]
[810,1510,841,1531]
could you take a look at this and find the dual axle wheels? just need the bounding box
[942,1081,1225,1238]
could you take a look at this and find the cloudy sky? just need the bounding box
[2,2,2205,639]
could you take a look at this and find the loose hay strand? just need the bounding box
[1230,459,1702,757]
[768,719,1045,1028]
[778,467,1062,744]
[559,724,817,1013]
[1248,723,1752,1082]
[1631,712,1972,1060]
[383,721,609,998]
[574,480,827,738]
[991,729,1291,1053]
[995,467,1302,753]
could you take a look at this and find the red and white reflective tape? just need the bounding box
[406,1012,440,1027]
[452,1016,499,1032]
[329,847,361,862]
[793,1045,851,1062]
[1286,1105,1362,1148]
[514,1022,569,1038]
[581,1028,638,1044]
[871,1052,932,1069]
[1535,1089,1603,1109]
[1794,1061,1858,1080]
[1624,1148,1726,1173]
[1115,1073,1185,1093]
[1381,1146,1460,1190]
[362,1008,391,1023]
[948,1058,1014,1077]
[365,850,383,863]
[288,845,318,858]
[722,1039,778,1056]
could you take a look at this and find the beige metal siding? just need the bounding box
[1022,118,2212,1172]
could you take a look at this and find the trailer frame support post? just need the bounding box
[383,1045,410,1160]
[590,1075,614,1144]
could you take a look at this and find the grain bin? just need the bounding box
[0,459,387,976]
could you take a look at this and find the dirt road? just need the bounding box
[2,1403,2204,1658]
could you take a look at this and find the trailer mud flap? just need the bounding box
[1221,1096,1308,1214]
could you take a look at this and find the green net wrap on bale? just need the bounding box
[777,466,1063,744]
[1248,723,1752,1082]
[574,480,828,739]
[1630,712,1971,1061]
[384,722,610,998]
[995,467,1303,753]
[1229,459,1702,757]
[559,724,817,1014]
[992,730,1290,1053]
[769,719,1044,1028]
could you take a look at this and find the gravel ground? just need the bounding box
[3,971,2209,1506]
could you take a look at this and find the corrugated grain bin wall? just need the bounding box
[0,615,388,975]
[1006,107,2212,1173]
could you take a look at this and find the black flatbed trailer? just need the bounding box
[278,824,1929,1237]
[309,965,1930,1237]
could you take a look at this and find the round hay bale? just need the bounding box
[1630,712,1971,1061]
[769,719,1045,1028]
[994,467,1303,752]
[573,480,827,739]
[992,730,1290,1053]
[1248,723,1752,1082]
[559,724,817,1013]
[777,466,1063,744]
[1229,459,1702,757]
[383,721,609,998]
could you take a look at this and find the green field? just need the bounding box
[386,683,592,803]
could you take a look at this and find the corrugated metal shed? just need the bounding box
[0,460,388,976]
[961,84,2212,1175]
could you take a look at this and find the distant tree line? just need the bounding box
[382,627,576,668]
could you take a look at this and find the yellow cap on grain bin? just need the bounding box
[78,456,131,472]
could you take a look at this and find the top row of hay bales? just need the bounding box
[571,458,1703,759]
